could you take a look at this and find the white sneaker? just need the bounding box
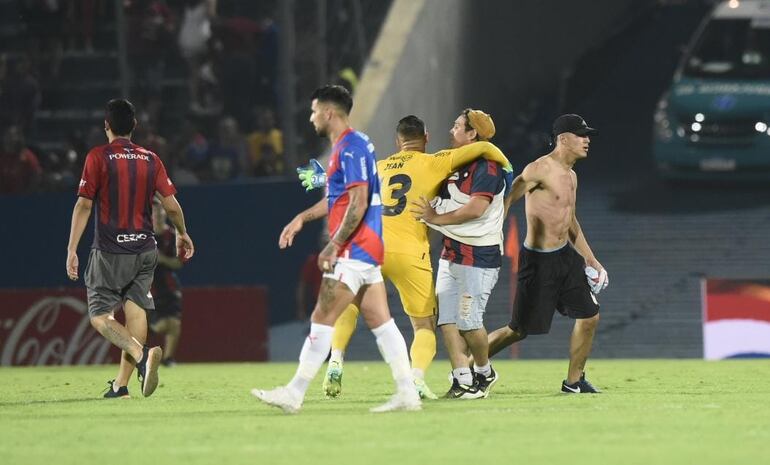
[370,389,422,413]
[251,386,302,414]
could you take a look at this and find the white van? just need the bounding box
[653,0,770,179]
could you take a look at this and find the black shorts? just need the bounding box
[508,244,600,335]
[84,249,158,317]
[148,295,182,326]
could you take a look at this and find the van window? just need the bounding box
[684,19,770,79]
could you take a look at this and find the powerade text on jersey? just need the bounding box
[326,128,383,265]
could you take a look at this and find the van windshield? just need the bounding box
[684,18,770,79]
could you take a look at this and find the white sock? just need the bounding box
[474,362,492,377]
[287,323,334,397]
[453,367,474,386]
[371,319,413,394]
[329,349,344,365]
[412,367,425,380]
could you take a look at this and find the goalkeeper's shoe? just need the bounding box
[251,386,303,414]
[103,380,130,399]
[370,389,422,413]
[561,372,601,394]
[322,360,343,398]
[414,377,438,400]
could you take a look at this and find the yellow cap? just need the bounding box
[467,110,495,140]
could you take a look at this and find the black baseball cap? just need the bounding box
[553,114,598,137]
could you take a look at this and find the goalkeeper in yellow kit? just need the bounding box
[299,112,510,399]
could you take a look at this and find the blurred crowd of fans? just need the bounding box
[1,0,286,195]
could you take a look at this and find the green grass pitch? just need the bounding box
[1,360,768,465]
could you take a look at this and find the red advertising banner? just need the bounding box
[703,279,770,359]
[0,287,268,366]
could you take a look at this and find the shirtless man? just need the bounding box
[486,114,608,393]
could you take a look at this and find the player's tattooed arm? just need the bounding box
[317,184,368,271]
[330,184,368,244]
[300,198,329,222]
[280,199,328,249]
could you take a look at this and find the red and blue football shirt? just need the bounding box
[326,128,383,266]
[77,138,177,254]
[439,158,504,268]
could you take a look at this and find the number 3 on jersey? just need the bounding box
[382,173,412,216]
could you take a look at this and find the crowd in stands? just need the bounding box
[1,0,285,195]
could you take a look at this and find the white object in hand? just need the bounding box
[585,266,609,295]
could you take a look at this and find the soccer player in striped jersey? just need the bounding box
[66,99,194,398]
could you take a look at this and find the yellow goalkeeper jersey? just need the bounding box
[378,141,509,256]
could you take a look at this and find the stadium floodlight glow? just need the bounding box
[691,122,702,132]
[755,122,768,132]
[728,0,740,9]
[695,113,705,122]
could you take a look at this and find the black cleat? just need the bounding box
[161,357,177,368]
[475,367,498,398]
[444,378,485,399]
[136,345,163,397]
[561,372,601,394]
[103,380,130,399]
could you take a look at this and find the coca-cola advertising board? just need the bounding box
[0,287,268,366]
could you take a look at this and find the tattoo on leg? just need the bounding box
[100,320,138,355]
[319,279,337,310]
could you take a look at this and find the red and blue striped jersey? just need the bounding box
[152,226,182,301]
[77,138,177,254]
[440,159,504,268]
[326,128,383,266]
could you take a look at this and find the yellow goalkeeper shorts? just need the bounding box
[382,251,436,319]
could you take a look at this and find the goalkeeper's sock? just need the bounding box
[409,328,436,374]
[371,319,413,394]
[331,304,359,359]
[329,349,344,365]
[287,323,333,397]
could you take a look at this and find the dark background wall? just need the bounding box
[0,181,322,325]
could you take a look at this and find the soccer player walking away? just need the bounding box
[251,85,421,414]
[486,114,608,394]
[411,109,506,399]
[66,99,195,398]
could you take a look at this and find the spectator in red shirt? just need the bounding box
[0,125,42,194]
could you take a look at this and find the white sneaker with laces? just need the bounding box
[251,386,303,414]
[370,389,422,413]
